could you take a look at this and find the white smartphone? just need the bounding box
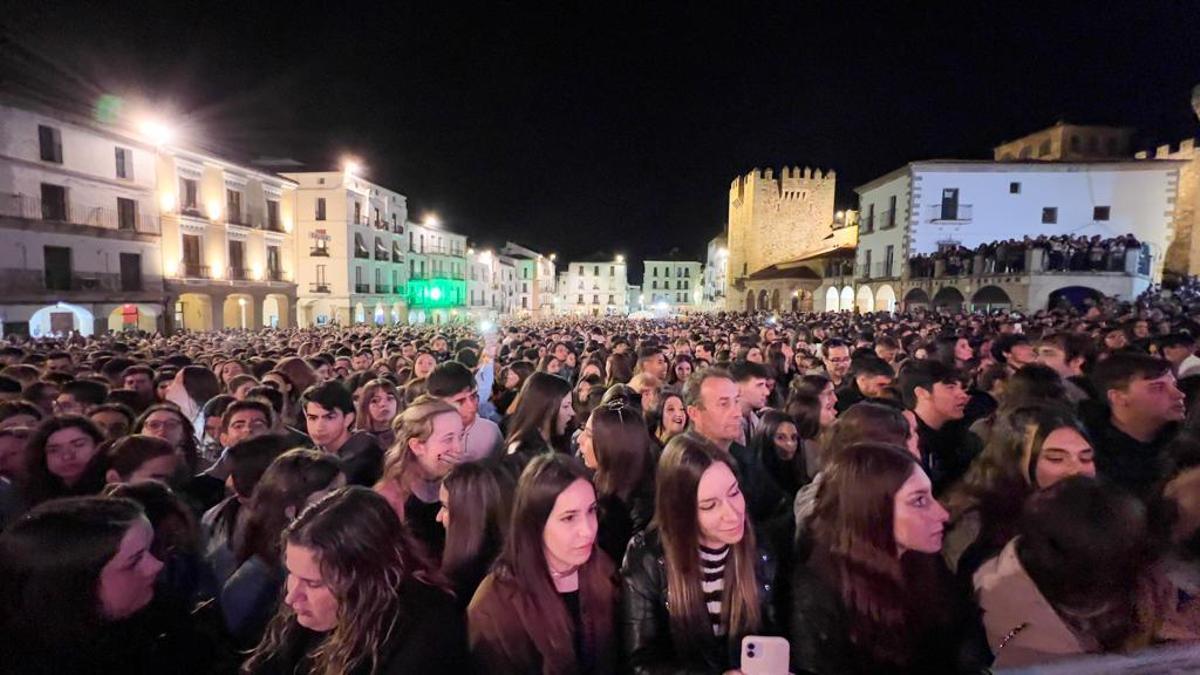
[741,635,789,675]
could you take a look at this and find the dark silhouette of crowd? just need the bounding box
[2,280,1200,673]
[909,233,1143,278]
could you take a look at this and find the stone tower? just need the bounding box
[725,166,836,300]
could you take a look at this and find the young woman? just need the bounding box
[438,462,514,608]
[411,351,438,382]
[224,449,345,646]
[503,371,574,475]
[943,407,1096,578]
[758,407,813,498]
[376,395,464,560]
[262,369,300,426]
[790,442,989,674]
[494,360,535,418]
[164,365,221,433]
[243,487,467,674]
[355,378,401,448]
[0,496,222,674]
[20,414,109,506]
[135,403,202,475]
[669,354,695,386]
[650,390,688,450]
[621,431,776,673]
[975,476,1157,667]
[578,402,655,562]
[105,434,181,485]
[468,453,619,674]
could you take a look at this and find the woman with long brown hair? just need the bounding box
[243,486,466,674]
[437,462,513,609]
[468,453,619,674]
[503,372,574,474]
[790,441,988,674]
[620,431,776,673]
[578,401,655,562]
[376,395,464,560]
[355,378,400,449]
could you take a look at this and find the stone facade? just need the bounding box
[725,166,836,306]
[1140,140,1199,276]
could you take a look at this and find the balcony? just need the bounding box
[879,208,897,229]
[308,282,331,293]
[354,247,369,260]
[227,267,248,281]
[860,216,874,234]
[0,192,159,236]
[0,268,159,301]
[392,252,403,263]
[373,219,390,231]
[268,268,287,282]
[928,204,973,222]
[376,284,392,294]
[310,246,330,257]
[182,263,211,279]
[374,249,390,261]
[355,283,371,294]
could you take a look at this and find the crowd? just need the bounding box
[909,233,1142,278]
[2,279,1200,673]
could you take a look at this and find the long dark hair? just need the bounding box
[235,448,343,567]
[505,371,572,451]
[654,432,761,654]
[21,414,108,506]
[808,441,946,667]
[245,487,445,675]
[440,463,512,598]
[0,496,145,647]
[133,403,201,473]
[590,402,653,501]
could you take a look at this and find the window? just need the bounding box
[226,190,242,224]
[354,201,362,224]
[610,266,614,276]
[652,267,658,277]
[665,266,671,277]
[316,197,327,220]
[355,267,363,284]
[1009,182,1021,194]
[865,203,875,231]
[119,253,142,291]
[594,265,600,276]
[651,281,657,289]
[1093,206,1111,221]
[939,188,959,220]
[1042,207,1057,224]
[267,246,281,279]
[116,197,137,231]
[228,240,245,279]
[885,245,895,277]
[40,184,67,221]
[522,297,528,309]
[887,196,897,227]
[593,294,599,305]
[608,295,614,304]
[266,200,280,230]
[180,178,199,212]
[1038,139,1052,156]
[38,125,62,163]
[1069,135,1081,152]
[115,147,132,179]
[578,294,584,304]
[44,246,72,290]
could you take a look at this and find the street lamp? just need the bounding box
[137,118,175,146]
[615,254,624,264]
[424,213,441,228]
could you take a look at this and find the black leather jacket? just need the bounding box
[619,528,779,675]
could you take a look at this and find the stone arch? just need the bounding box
[855,286,874,314]
[875,284,897,312]
[745,290,755,312]
[392,302,404,325]
[262,295,286,328]
[1047,285,1104,311]
[931,286,965,310]
[106,303,160,333]
[29,302,95,337]
[971,285,1012,311]
[903,287,930,309]
[757,289,769,310]
[354,302,366,324]
[824,286,839,312]
[791,293,800,312]
[770,288,781,310]
[176,293,214,331]
[839,286,854,312]
[223,293,258,330]
[373,302,387,325]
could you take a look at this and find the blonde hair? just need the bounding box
[381,395,456,500]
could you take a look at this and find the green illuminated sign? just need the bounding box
[406,278,465,308]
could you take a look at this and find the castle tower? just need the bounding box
[725,166,836,300]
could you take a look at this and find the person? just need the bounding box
[0,425,31,483]
[354,378,400,449]
[105,434,182,484]
[897,359,980,495]
[833,356,894,414]
[730,360,771,445]
[650,389,688,450]
[819,338,852,388]
[438,462,513,609]
[943,407,1095,578]
[684,368,785,522]
[20,414,109,506]
[164,365,222,436]
[376,395,464,559]
[134,403,202,475]
[621,431,777,673]
[790,442,988,674]
[223,448,345,646]
[1085,352,1185,500]
[301,381,385,486]
[468,453,619,674]
[578,401,655,562]
[89,402,136,441]
[243,486,468,674]
[428,361,504,463]
[122,364,157,411]
[758,407,812,498]
[493,360,535,418]
[0,496,224,674]
[974,476,1159,667]
[503,371,575,474]
[635,345,669,381]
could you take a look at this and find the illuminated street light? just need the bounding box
[138,118,175,146]
[343,158,361,176]
[425,213,441,228]
[615,254,625,264]
[549,253,556,261]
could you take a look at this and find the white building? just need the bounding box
[403,220,468,324]
[703,235,728,310]
[642,257,703,312]
[499,241,557,316]
[839,159,1185,312]
[557,254,628,316]
[0,98,166,336]
[282,171,408,326]
[158,149,298,331]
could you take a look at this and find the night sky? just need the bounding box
[4,2,1199,282]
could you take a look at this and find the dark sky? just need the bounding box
[4,2,1199,282]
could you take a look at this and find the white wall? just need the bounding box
[856,172,910,278]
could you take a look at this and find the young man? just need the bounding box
[730,360,771,444]
[897,359,979,496]
[1159,333,1200,379]
[426,361,503,463]
[301,381,383,486]
[1034,332,1096,401]
[684,368,785,522]
[634,345,668,381]
[818,338,852,388]
[834,356,895,414]
[1087,353,1185,501]
[990,334,1036,375]
[121,365,157,411]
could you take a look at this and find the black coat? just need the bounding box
[619,528,779,675]
[250,576,468,675]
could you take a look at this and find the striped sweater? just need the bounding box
[699,543,730,636]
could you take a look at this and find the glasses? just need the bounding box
[145,419,183,432]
